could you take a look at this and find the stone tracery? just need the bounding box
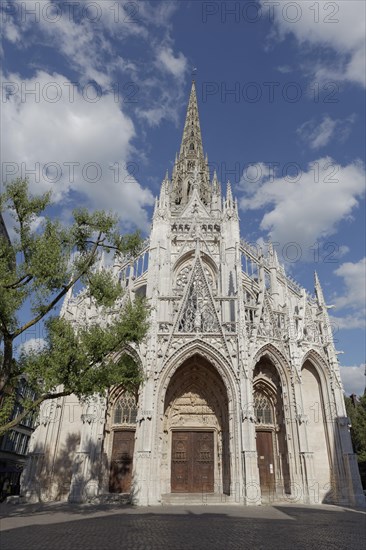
[177,261,219,333]
[23,79,363,508]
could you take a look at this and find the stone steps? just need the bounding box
[90,493,132,505]
[161,493,236,505]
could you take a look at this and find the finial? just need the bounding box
[227,180,233,198]
[191,67,197,81]
[314,271,326,306]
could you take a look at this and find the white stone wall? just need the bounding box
[22,82,364,507]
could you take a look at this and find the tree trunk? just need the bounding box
[0,335,13,392]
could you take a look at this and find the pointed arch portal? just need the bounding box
[253,357,291,497]
[163,355,230,494]
[107,390,138,494]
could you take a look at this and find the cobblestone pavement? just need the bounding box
[1,502,365,550]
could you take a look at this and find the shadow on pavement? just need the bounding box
[1,507,365,550]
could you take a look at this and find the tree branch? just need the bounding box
[3,274,33,290]
[0,390,71,437]
[12,232,103,338]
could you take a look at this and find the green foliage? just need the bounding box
[20,299,147,398]
[87,270,123,308]
[0,392,16,429]
[0,179,149,434]
[345,394,366,463]
[0,179,143,328]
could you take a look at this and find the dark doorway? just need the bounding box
[171,431,214,493]
[109,430,135,493]
[256,430,275,495]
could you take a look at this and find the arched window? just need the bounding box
[189,143,195,151]
[113,392,138,425]
[254,392,273,425]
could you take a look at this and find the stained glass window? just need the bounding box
[113,392,138,425]
[254,392,273,425]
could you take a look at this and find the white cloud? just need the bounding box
[276,65,292,74]
[328,258,366,330]
[297,115,356,149]
[334,258,366,310]
[338,245,350,258]
[3,18,21,43]
[339,364,365,396]
[157,47,188,80]
[298,116,336,149]
[138,2,179,27]
[329,258,366,330]
[2,0,188,129]
[238,158,365,259]
[19,337,47,355]
[2,1,124,87]
[2,71,154,230]
[330,313,365,331]
[262,0,366,87]
[137,106,169,127]
[238,162,272,192]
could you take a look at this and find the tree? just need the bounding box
[344,393,366,488]
[0,179,149,436]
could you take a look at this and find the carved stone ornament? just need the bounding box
[81,413,96,425]
[296,413,308,425]
[177,261,219,333]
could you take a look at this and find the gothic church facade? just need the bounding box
[22,83,364,506]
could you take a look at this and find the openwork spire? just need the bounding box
[171,81,211,209]
[179,81,204,160]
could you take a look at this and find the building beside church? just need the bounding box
[22,82,364,506]
[0,213,37,497]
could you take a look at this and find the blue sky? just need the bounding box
[1,0,365,394]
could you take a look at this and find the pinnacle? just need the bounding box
[226,180,233,199]
[314,271,325,305]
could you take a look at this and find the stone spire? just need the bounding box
[179,80,204,161]
[171,80,211,209]
[314,271,326,306]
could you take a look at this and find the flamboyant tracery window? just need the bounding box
[254,392,273,425]
[113,392,138,425]
[176,262,215,292]
[176,264,192,290]
[178,264,219,333]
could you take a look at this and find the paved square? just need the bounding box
[1,503,365,550]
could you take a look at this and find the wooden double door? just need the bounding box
[171,431,214,493]
[109,430,135,493]
[256,430,275,494]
